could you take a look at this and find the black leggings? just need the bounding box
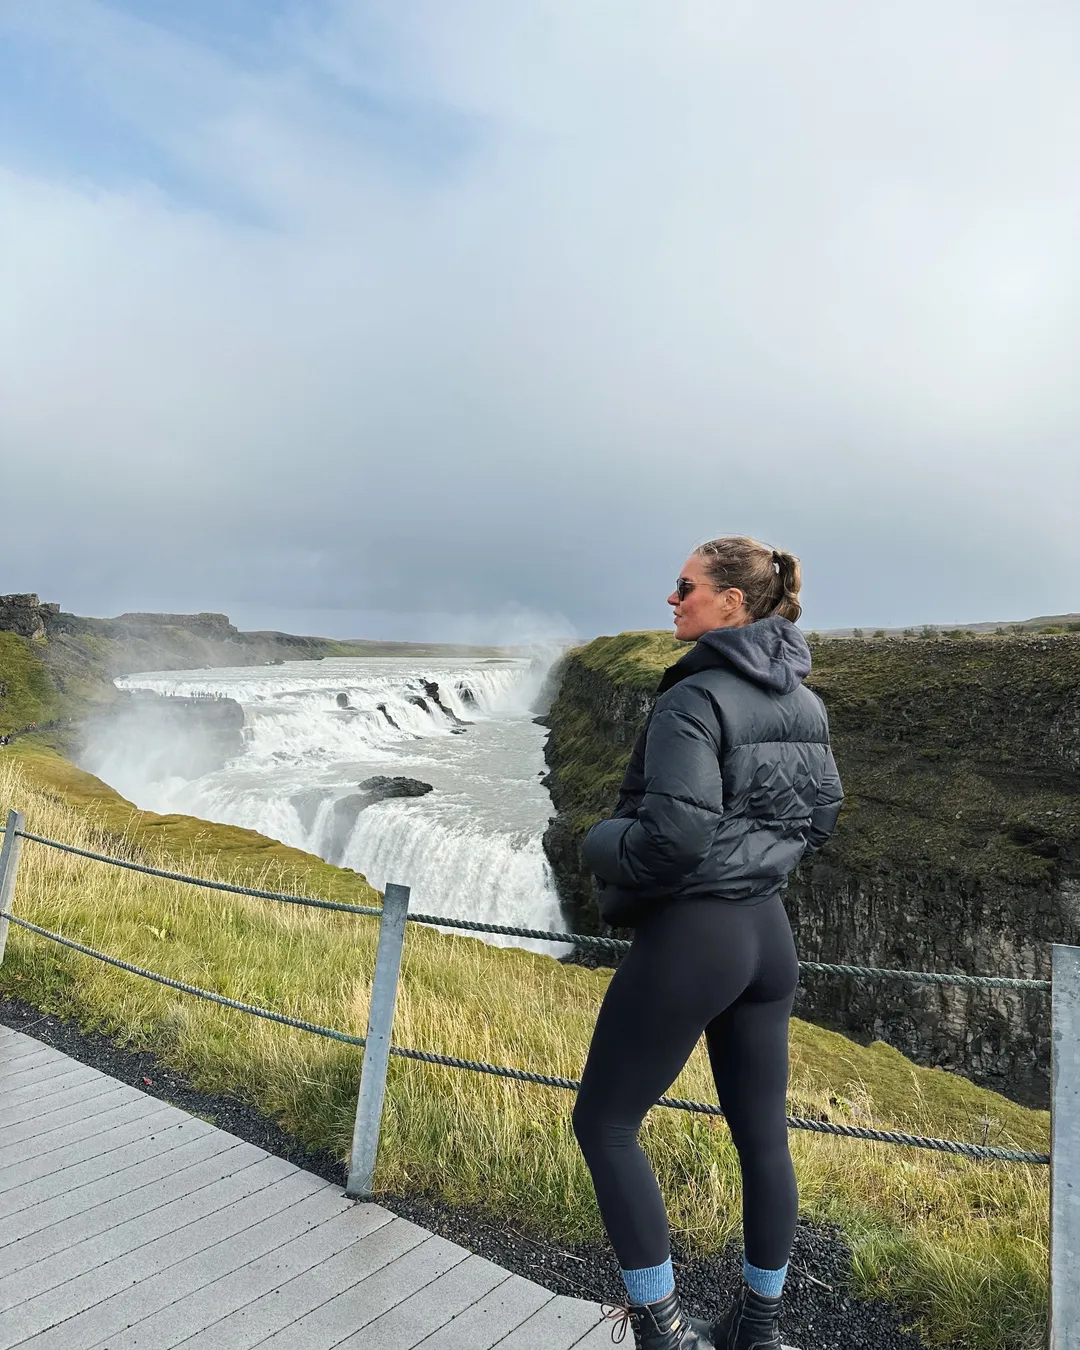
[572,894,800,1273]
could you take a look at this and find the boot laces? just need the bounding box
[601,1300,666,1344]
[601,1302,633,1344]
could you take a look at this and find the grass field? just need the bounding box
[0,745,1051,1349]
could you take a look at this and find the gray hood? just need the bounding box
[695,617,811,695]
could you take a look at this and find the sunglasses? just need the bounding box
[675,579,732,602]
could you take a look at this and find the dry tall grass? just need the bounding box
[0,753,1050,1348]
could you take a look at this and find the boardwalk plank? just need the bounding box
[336,1253,511,1349]
[0,1126,232,1249]
[0,1104,189,1194]
[489,1295,607,1349]
[80,1194,389,1350]
[0,1087,150,1159]
[0,1139,260,1281]
[569,1314,625,1346]
[169,1213,431,1350]
[0,1039,58,1074]
[408,1273,553,1350]
[1,1050,95,1081]
[0,1168,326,1347]
[28,1185,360,1350]
[0,1118,213,1218]
[0,1148,287,1313]
[253,1233,469,1349]
[0,1074,126,1126]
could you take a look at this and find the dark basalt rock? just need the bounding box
[421,679,471,727]
[335,692,352,709]
[376,702,400,729]
[356,776,435,800]
[0,593,60,641]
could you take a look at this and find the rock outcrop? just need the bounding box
[0,594,61,641]
[421,680,470,727]
[541,631,1080,1105]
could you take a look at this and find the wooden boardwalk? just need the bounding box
[0,1026,612,1349]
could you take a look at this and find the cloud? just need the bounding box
[2,0,1078,636]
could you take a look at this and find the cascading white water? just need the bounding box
[81,655,569,956]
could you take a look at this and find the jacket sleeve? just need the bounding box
[582,687,724,890]
[803,747,843,854]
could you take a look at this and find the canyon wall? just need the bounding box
[541,631,1080,1105]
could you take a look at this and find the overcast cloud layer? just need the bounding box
[2,0,1078,641]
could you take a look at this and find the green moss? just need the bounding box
[572,630,682,688]
[0,633,68,734]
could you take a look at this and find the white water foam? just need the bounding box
[85,655,569,956]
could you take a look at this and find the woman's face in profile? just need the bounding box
[667,555,748,642]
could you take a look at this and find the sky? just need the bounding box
[2,1,1079,643]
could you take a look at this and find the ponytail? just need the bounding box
[695,536,803,623]
[770,550,803,623]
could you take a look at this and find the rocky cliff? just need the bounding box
[541,631,1080,1105]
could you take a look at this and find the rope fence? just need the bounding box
[9,828,1052,991]
[1,908,1050,1165]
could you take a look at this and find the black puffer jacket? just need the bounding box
[582,617,843,926]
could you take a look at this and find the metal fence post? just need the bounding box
[345,882,410,1200]
[0,810,26,967]
[1051,943,1080,1349]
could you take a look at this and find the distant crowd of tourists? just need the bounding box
[0,722,35,746]
[0,719,59,747]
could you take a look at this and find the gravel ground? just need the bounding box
[0,996,935,1350]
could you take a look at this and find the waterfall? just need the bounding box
[85,655,568,956]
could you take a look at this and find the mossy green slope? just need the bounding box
[0,632,71,735]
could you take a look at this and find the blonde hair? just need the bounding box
[694,535,803,623]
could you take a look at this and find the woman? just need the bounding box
[573,536,843,1350]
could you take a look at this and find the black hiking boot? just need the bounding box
[688,1284,782,1350]
[602,1288,716,1348]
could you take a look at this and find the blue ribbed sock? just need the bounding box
[743,1259,787,1298]
[620,1258,675,1306]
